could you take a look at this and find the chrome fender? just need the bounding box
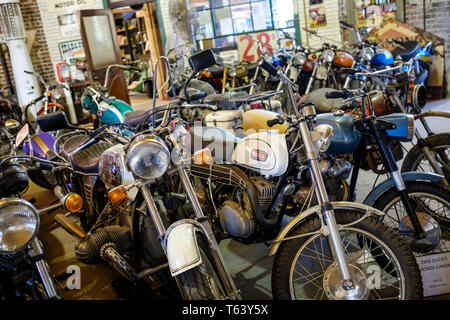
[268,201,385,256]
[164,219,202,276]
[363,171,444,207]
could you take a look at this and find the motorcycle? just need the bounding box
[187,55,423,300]
[0,126,60,300]
[315,88,450,254]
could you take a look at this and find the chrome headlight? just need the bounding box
[311,124,334,153]
[126,134,170,180]
[322,49,335,63]
[228,68,237,78]
[293,52,306,66]
[0,198,39,254]
[361,47,375,61]
[99,145,126,188]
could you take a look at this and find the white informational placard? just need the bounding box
[416,251,450,297]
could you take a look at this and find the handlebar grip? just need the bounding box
[267,118,283,127]
[92,126,107,137]
[128,67,141,72]
[257,57,278,77]
[325,91,350,99]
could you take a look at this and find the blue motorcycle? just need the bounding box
[316,89,450,254]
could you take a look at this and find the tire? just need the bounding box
[401,133,450,184]
[177,238,226,300]
[372,181,450,251]
[272,209,423,300]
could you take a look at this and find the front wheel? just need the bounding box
[177,238,226,300]
[401,133,450,186]
[272,210,423,300]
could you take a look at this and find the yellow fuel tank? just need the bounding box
[243,109,287,134]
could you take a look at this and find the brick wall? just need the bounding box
[0,0,54,93]
[405,0,450,95]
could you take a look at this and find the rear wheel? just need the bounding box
[177,238,226,300]
[272,210,422,300]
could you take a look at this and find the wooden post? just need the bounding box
[142,2,167,100]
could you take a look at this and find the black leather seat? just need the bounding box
[61,134,110,174]
[391,41,420,61]
[306,88,345,114]
[123,106,166,128]
[188,126,241,164]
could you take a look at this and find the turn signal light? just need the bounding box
[108,186,128,203]
[193,148,214,165]
[64,193,83,213]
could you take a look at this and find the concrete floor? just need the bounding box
[25,94,450,300]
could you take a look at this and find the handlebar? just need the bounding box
[257,57,278,77]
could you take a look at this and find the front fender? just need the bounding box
[268,201,385,256]
[363,171,443,207]
[165,220,202,276]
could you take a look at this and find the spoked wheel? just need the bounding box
[372,181,450,254]
[177,238,226,300]
[272,210,423,300]
[401,133,450,187]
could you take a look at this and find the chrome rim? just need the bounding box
[410,145,450,175]
[288,227,405,300]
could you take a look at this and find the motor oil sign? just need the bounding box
[416,251,450,297]
[46,0,96,13]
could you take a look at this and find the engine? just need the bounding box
[218,177,281,239]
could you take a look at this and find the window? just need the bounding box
[192,0,295,51]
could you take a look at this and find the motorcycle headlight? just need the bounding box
[0,198,39,254]
[99,146,126,188]
[293,52,306,66]
[361,47,375,61]
[407,84,427,110]
[228,68,237,78]
[322,50,335,63]
[126,134,170,180]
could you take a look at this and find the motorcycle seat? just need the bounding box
[123,106,166,128]
[188,126,241,163]
[306,88,345,113]
[61,134,110,174]
[203,91,249,110]
[391,41,420,62]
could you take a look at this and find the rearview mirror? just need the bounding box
[37,111,69,132]
[188,49,217,74]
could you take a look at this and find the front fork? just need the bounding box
[366,119,426,238]
[287,84,355,288]
[139,165,240,299]
[28,238,59,299]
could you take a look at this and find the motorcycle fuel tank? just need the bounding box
[332,51,355,68]
[243,109,287,134]
[315,113,362,155]
[232,131,288,177]
[371,49,394,67]
[23,132,59,160]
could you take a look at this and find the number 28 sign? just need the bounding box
[237,31,277,64]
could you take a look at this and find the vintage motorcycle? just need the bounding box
[186,55,422,300]
[0,128,60,300]
[314,88,450,254]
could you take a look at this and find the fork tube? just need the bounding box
[305,63,317,94]
[29,238,58,299]
[297,113,353,283]
[140,185,167,237]
[177,165,205,218]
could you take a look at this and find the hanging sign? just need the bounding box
[46,0,96,13]
[237,31,277,64]
[416,251,450,297]
[309,7,327,28]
